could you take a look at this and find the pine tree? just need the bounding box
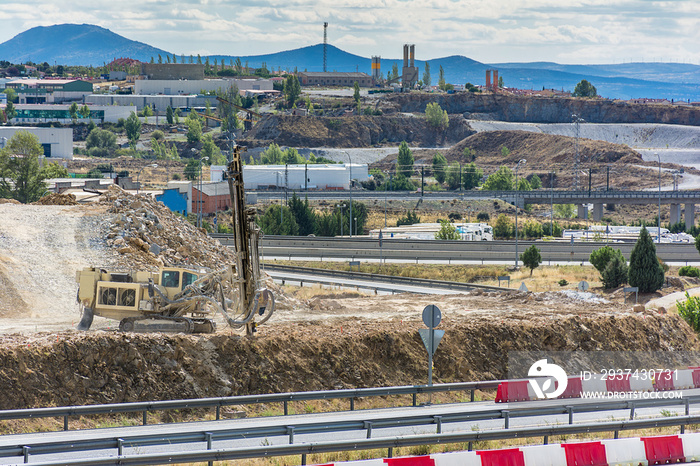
[520,245,542,276]
[628,226,664,292]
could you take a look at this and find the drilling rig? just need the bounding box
[75,145,273,334]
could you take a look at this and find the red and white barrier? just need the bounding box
[495,368,700,403]
[317,433,700,466]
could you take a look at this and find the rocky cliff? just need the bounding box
[386,93,700,126]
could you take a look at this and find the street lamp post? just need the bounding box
[341,151,353,238]
[354,217,357,236]
[657,153,661,243]
[198,157,209,228]
[136,163,158,195]
[515,159,526,267]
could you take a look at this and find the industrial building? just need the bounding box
[242,164,369,190]
[0,126,73,159]
[297,72,372,87]
[5,78,94,104]
[401,45,419,89]
[141,63,205,81]
[8,104,135,124]
[134,78,273,96]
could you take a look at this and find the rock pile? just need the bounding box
[98,185,236,270]
[35,193,78,205]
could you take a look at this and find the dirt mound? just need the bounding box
[0,198,20,205]
[0,313,695,409]
[445,130,643,165]
[97,185,236,270]
[241,114,474,148]
[34,193,78,206]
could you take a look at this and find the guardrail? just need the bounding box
[0,381,502,432]
[264,264,507,293]
[21,414,700,466]
[4,394,698,462]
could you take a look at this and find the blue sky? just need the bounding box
[1,0,698,64]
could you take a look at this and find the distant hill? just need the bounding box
[0,24,169,66]
[1,23,700,101]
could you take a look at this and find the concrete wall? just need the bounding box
[0,126,73,159]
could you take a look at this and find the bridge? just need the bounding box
[250,189,700,229]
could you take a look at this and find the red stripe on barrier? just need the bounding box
[653,371,675,391]
[478,448,525,466]
[558,376,583,399]
[642,435,685,465]
[494,381,531,403]
[562,442,607,466]
[605,373,631,393]
[692,369,700,388]
[384,457,434,466]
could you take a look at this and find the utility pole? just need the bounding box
[421,166,424,196]
[323,23,328,73]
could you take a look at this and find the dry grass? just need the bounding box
[273,260,603,293]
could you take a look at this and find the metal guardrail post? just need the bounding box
[388,447,393,458]
[566,406,574,424]
[543,435,548,445]
[117,438,124,456]
[365,421,373,438]
[301,453,307,465]
[629,403,635,420]
[284,401,288,415]
[412,393,417,407]
[287,426,295,444]
[22,446,29,464]
[502,410,510,429]
[350,398,355,411]
[206,432,213,466]
[216,405,220,420]
[143,410,147,426]
[63,415,68,431]
[434,415,442,434]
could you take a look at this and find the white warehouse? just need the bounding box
[0,126,73,159]
[240,164,369,190]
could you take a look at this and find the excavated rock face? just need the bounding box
[386,93,700,126]
[98,185,235,270]
[241,114,475,148]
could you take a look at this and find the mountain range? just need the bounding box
[1,23,699,101]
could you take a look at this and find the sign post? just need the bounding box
[419,305,444,391]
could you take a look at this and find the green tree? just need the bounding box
[4,101,16,122]
[520,245,542,276]
[185,112,202,144]
[284,75,301,107]
[261,143,285,165]
[423,63,431,88]
[166,105,174,125]
[530,174,542,189]
[425,102,449,130]
[435,220,460,240]
[438,65,446,90]
[259,205,299,235]
[183,158,200,181]
[0,131,47,203]
[69,102,79,123]
[501,146,510,158]
[396,210,421,226]
[498,76,504,88]
[86,128,117,157]
[3,88,17,104]
[79,104,90,121]
[555,204,576,219]
[390,63,399,81]
[572,79,597,98]
[463,147,475,161]
[124,112,142,147]
[396,141,413,177]
[432,152,447,184]
[628,226,664,293]
[201,134,225,165]
[288,193,316,236]
[482,165,514,191]
[353,81,360,104]
[493,213,513,238]
[39,161,69,179]
[463,162,483,190]
[590,246,626,274]
[445,163,461,190]
[517,177,531,191]
[601,255,628,289]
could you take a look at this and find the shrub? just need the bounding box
[396,211,421,226]
[677,292,700,332]
[558,279,568,287]
[601,255,628,289]
[589,246,625,274]
[679,266,700,278]
[476,212,489,222]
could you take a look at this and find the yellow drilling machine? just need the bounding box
[76,146,273,334]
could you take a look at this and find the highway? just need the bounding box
[2,390,698,464]
[211,235,700,265]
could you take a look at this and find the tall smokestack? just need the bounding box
[410,44,415,67]
[403,44,409,68]
[485,69,491,88]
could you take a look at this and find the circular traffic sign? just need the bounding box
[422,304,442,328]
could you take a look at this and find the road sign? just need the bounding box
[419,329,445,356]
[578,280,589,292]
[422,304,441,328]
[519,282,528,292]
